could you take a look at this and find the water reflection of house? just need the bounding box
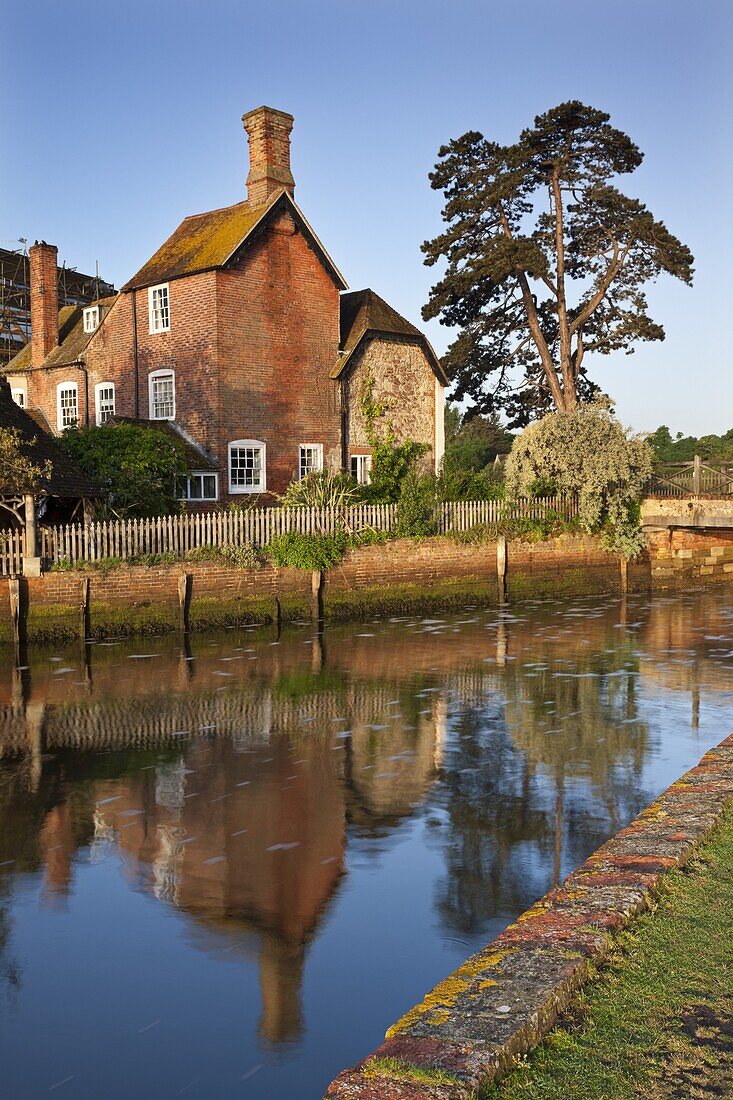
[0,652,445,1044]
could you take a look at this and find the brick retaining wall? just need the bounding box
[1,527,731,645]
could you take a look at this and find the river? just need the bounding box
[0,589,731,1098]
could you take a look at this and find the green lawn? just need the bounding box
[486,810,733,1100]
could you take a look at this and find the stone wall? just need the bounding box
[646,528,733,589]
[344,336,440,473]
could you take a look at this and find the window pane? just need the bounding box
[230,446,263,488]
[299,444,322,479]
[151,374,174,418]
[189,475,203,500]
[175,477,189,499]
[203,475,216,499]
[60,386,78,429]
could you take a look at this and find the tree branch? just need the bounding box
[497,204,566,409]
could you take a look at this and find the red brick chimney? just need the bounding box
[242,106,295,206]
[29,241,59,367]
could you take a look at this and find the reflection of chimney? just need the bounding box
[29,241,59,367]
[242,107,295,206]
[258,935,304,1044]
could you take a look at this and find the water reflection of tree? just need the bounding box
[434,642,652,939]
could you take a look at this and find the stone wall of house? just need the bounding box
[344,337,439,473]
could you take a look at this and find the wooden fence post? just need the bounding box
[693,454,702,497]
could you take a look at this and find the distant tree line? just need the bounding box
[647,426,733,463]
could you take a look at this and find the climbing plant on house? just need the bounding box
[358,372,428,501]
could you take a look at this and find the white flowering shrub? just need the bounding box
[504,403,652,558]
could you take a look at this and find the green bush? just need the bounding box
[278,469,360,509]
[59,423,187,517]
[505,402,652,558]
[395,471,440,538]
[267,531,348,570]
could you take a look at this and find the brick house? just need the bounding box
[5,107,447,504]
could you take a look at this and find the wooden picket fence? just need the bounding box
[0,496,577,574]
[0,528,24,576]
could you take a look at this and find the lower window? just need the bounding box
[176,472,219,502]
[57,382,79,430]
[95,383,116,425]
[299,443,323,479]
[351,453,372,485]
[229,440,266,493]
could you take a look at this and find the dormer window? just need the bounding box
[148,283,170,333]
[83,306,100,333]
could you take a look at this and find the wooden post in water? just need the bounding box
[8,576,21,650]
[80,576,91,639]
[619,556,628,594]
[178,572,191,633]
[497,535,507,604]
[311,569,324,626]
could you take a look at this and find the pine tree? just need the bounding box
[423,102,694,427]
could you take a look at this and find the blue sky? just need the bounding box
[3,0,731,434]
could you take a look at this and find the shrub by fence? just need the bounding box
[0,496,578,575]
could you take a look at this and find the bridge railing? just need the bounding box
[647,456,733,499]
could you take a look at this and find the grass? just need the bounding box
[485,810,733,1099]
[363,1057,462,1087]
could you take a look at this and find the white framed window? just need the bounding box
[351,453,372,485]
[83,306,100,333]
[299,443,323,479]
[176,472,219,502]
[95,382,116,425]
[229,440,266,493]
[57,382,79,431]
[148,283,170,333]
[148,369,175,420]
[11,389,26,408]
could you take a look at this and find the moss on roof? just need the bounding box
[5,296,119,374]
[123,189,347,291]
[123,201,270,290]
[334,288,449,384]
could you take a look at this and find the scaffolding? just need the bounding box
[0,243,115,366]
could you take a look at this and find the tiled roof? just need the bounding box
[5,296,119,374]
[108,417,219,471]
[0,384,102,498]
[123,189,347,291]
[333,289,449,384]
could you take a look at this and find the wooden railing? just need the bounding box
[648,456,733,499]
[26,496,578,570]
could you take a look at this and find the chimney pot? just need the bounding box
[29,241,59,368]
[242,106,295,206]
